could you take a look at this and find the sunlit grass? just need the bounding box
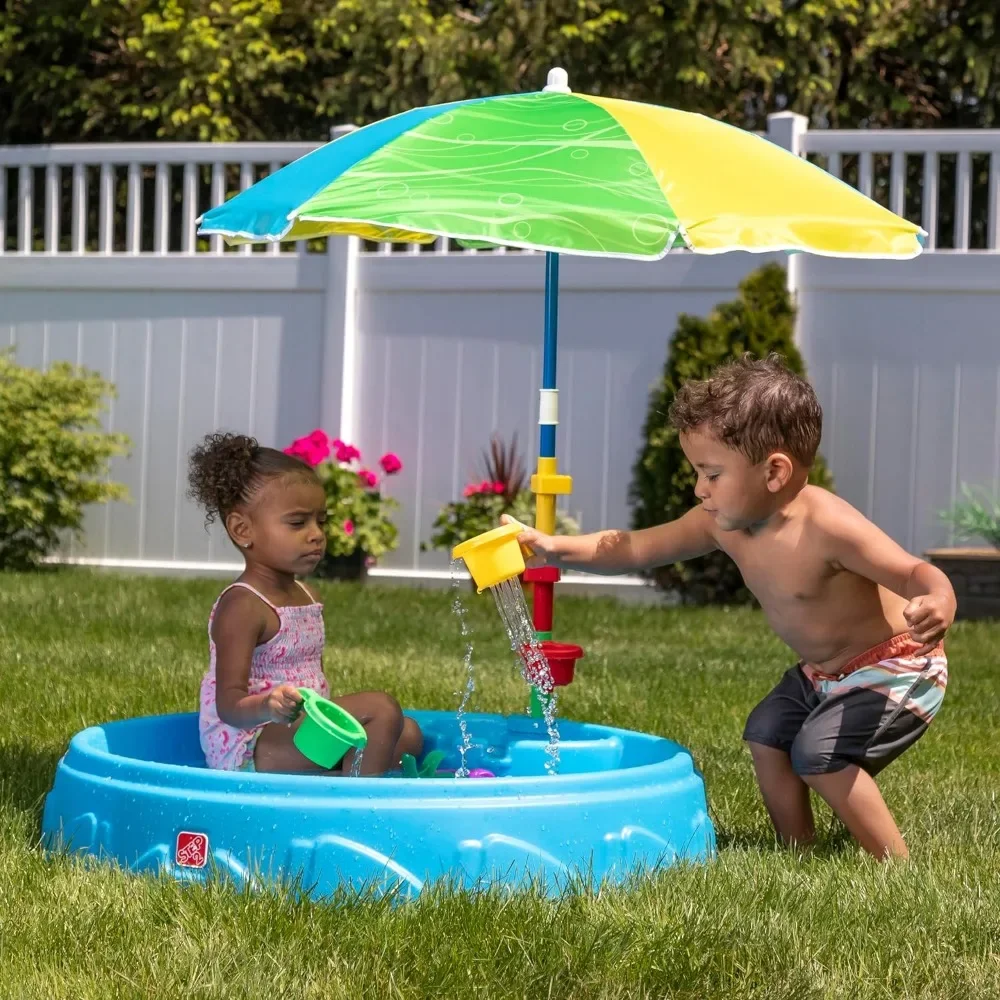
[0,570,997,999]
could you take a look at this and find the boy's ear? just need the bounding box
[765,452,795,492]
[225,510,253,549]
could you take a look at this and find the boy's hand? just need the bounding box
[903,593,955,652]
[501,514,557,569]
[264,684,304,725]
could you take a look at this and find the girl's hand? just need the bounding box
[264,684,303,725]
[501,515,558,569]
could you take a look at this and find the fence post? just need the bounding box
[320,234,360,443]
[766,111,810,339]
[319,123,361,442]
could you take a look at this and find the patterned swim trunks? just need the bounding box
[743,633,948,776]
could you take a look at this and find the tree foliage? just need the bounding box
[1,1,997,143]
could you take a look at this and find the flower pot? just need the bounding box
[925,547,1000,619]
[313,548,369,583]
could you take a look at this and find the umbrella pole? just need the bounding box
[525,251,573,718]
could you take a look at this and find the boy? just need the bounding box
[511,354,954,860]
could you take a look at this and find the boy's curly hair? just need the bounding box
[187,432,316,525]
[668,353,822,466]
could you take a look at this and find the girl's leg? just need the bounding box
[253,719,330,774]
[333,691,406,775]
[254,693,423,776]
[396,716,424,763]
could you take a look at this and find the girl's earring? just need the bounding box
[243,541,252,549]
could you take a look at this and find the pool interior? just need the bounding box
[87,712,683,778]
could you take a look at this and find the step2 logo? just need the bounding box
[175,831,209,869]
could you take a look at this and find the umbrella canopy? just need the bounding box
[199,90,922,260]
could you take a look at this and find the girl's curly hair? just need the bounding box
[187,432,316,525]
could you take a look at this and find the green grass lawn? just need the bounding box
[1,570,999,999]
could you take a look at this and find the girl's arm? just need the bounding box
[211,590,301,727]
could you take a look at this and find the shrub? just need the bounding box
[0,352,129,570]
[629,263,834,604]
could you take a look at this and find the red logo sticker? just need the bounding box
[175,831,209,868]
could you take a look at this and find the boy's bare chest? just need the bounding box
[717,529,836,605]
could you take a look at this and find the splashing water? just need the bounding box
[490,577,561,774]
[348,748,364,778]
[450,559,477,777]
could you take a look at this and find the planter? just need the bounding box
[313,548,369,583]
[925,547,1000,619]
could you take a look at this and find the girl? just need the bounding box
[187,432,423,775]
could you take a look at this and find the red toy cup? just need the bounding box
[539,641,585,686]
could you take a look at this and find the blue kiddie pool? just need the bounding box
[42,709,714,897]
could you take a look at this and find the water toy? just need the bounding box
[451,522,532,593]
[42,709,714,898]
[400,750,447,778]
[293,688,367,769]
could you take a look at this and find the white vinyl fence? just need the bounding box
[2,113,1000,584]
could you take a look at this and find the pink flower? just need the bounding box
[379,452,403,475]
[492,481,505,494]
[463,484,478,498]
[343,519,355,535]
[335,441,361,464]
[358,469,378,489]
[307,429,330,458]
[284,438,325,468]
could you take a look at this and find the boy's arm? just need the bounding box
[511,506,717,576]
[822,498,956,650]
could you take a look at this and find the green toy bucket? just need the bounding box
[293,688,367,769]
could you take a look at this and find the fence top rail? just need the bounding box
[4,127,1000,166]
[803,129,1000,155]
[0,142,321,167]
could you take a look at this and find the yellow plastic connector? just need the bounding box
[530,473,573,496]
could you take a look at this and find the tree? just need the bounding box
[3,1,999,145]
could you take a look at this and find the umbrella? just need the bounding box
[198,69,922,674]
[199,70,922,261]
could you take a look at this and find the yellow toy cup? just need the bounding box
[452,521,532,593]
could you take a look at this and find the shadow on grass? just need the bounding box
[0,740,62,832]
[715,821,855,857]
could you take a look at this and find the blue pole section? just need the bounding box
[540,252,559,458]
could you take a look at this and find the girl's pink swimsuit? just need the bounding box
[199,581,328,771]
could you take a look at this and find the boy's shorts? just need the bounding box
[743,633,948,776]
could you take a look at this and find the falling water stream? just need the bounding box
[489,577,561,775]
[348,747,365,778]
[450,559,477,777]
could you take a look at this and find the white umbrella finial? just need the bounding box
[543,68,571,94]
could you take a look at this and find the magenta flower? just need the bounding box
[335,441,361,464]
[343,519,355,535]
[463,483,478,498]
[284,437,325,468]
[307,429,330,458]
[358,469,378,489]
[492,481,505,494]
[379,452,403,475]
